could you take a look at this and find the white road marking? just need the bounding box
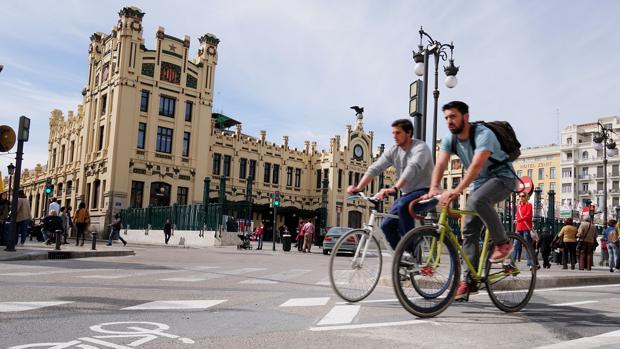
[535,283,620,293]
[315,277,330,286]
[239,269,311,284]
[316,305,360,325]
[310,319,439,331]
[534,329,620,349]
[0,301,73,312]
[336,298,397,305]
[280,297,330,307]
[550,300,598,307]
[160,277,207,282]
[0,269,87,276]
[122,300,227,310]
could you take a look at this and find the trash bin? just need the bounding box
[282,234,291,252]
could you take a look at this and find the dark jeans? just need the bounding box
[17,220,30,244]
[579,241,594,270]
[513,230,539,267]
[164,232,171,244]
[257,236,263,249]
[107,228,126,245]
[563,242,577,268]
[76,223,87,245]
[380,189,429,250]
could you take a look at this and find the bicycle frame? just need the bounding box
[352,209,398,266]
[428,205,501,283]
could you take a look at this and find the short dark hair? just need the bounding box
[442,101,469,115]
[391,119,414,137]
[564,218,573,226]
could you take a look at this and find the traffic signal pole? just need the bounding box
[5,116,30,252]
[272,191,280,251]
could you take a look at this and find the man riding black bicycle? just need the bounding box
[347,119,434,250]
[425,101,516,301]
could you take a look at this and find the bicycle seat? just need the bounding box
[407,196,438,220]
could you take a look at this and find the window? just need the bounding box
[239,158,247,179]
[566,137,572,145]
[100,94,107,115]
[159,95,175,117]
[550,168,556,179]
[354,172,361,186]
[295,168,301,187]
[212,153,221,175]
[249,160,257,179]
[156,127,173,153]
[443,178,448,189]
[348,171,353,186]
[582,151,589,160]
[597,181,604,191]
[286,167,293,186]
[338,169,343,189]
[527,169,533,178]
[98,126,105,151]
[597,166,604,178]
[177,187,189,205]
[582,183,589,192]
[272,164,280,184]
[538,168,544,180]
[550,182,556,192]
[66,181,73,195]
[316,170,321,189]
[70,141,75,162]
[613,164,620,176]
[562,183,571,193]
[52,149,57,169]
[182,132,190,157]
[60,145,65,166]
[517,170,522,177]
[567,152,573,160]
[614,197,620,207]
[452,177,461,189]
[137,123,146,149]
[264,163,271,183]
[223,155,231,177]
[613,180,619,190]
[130,181,144,208]
[185,101,193,122]
[92,180,100,209]
[562,168,572,178]
[451,159,462,171]
[140,90,149,112]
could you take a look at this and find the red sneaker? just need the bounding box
[489,241,513,263]
[455,281,469,301]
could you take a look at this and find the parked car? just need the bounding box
[322,227,354,255]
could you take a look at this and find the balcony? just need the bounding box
[578,190,591,196]
[611,188,620,193]
[578,174,594,180]
[610,172,620,178]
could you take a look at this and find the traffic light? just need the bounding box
[273,191,281,207]
[45,177,53,195]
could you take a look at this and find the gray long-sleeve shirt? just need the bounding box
[365,139,433,194]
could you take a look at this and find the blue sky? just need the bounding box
[1,0,619,173]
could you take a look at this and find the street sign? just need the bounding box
[517,176,534,194]
[0,125,16,152]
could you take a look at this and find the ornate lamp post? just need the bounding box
[592,122,617,224]
[7,163,15,202]
[412,27,459,162]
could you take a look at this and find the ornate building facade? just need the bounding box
[17,7,396,233]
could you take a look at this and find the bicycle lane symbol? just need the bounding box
[8,321,195,348]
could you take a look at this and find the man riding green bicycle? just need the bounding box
[424,101,517,301]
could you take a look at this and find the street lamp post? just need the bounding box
[412,27,459,162]
[592,122,617,224]
[7,163,15,203]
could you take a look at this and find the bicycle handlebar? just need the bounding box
[346,192,381,204]
[416,195,441,205]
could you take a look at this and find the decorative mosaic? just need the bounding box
[160,61,181,84]
[186,74,197,89]
[141,63,154,77]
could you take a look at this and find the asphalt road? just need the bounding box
[1,245,619,349]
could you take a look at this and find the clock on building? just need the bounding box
[353,144,364,159]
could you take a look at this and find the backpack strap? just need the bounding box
[450,122,478,156]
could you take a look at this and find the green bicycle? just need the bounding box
[392,196,536,318]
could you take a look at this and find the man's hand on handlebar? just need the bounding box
[376,187,396,201]
[422,187,442,200]
[439,189,461,206]
[346,185,360,196]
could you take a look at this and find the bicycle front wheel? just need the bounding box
[392,226,460,318]
[485,233,536,312]
[329,229,382,302]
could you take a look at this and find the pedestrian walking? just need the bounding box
[601,221,615,267]
[558,218,578,270]
[577,216,597,271]
[59,206,70,244]
[254,222,264,250]
[107,213,127,246]
[513,192,539,269]
[164,219,172,244]
[538,227,553,269]
[0,192,9,245]
[73,202,90,246]
[15,190,32,245]
[296,219,305,252]
[302,219,315,253]
[609,222,620,272]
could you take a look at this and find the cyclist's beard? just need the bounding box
[448,120,465,135]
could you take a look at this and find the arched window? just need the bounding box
[566,137,573,145]
[348,210,362,229]
[149,182,171,207]
[582,151,589,159]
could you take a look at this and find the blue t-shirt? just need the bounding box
[440,124,515,190]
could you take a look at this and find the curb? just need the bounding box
[379,273,620,289]
[0,250,135,262]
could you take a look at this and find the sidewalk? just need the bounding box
[0,240,135,261]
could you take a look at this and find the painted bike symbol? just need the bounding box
[9,321,195,348]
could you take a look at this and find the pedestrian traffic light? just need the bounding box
[273,191,281,207]
[45,177,53,195]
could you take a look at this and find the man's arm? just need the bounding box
[424,151,451,199]
[453,150,491,194]
[348,148,393,195]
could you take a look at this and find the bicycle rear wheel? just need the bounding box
[329,229,382,302]
[485,233,536,312]
[392,226,460,318]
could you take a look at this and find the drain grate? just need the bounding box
[48,251,72,259]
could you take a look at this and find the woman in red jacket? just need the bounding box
[514,192,540,269]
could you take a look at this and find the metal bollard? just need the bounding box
[55,230,62,251]
[91,232,97,250]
